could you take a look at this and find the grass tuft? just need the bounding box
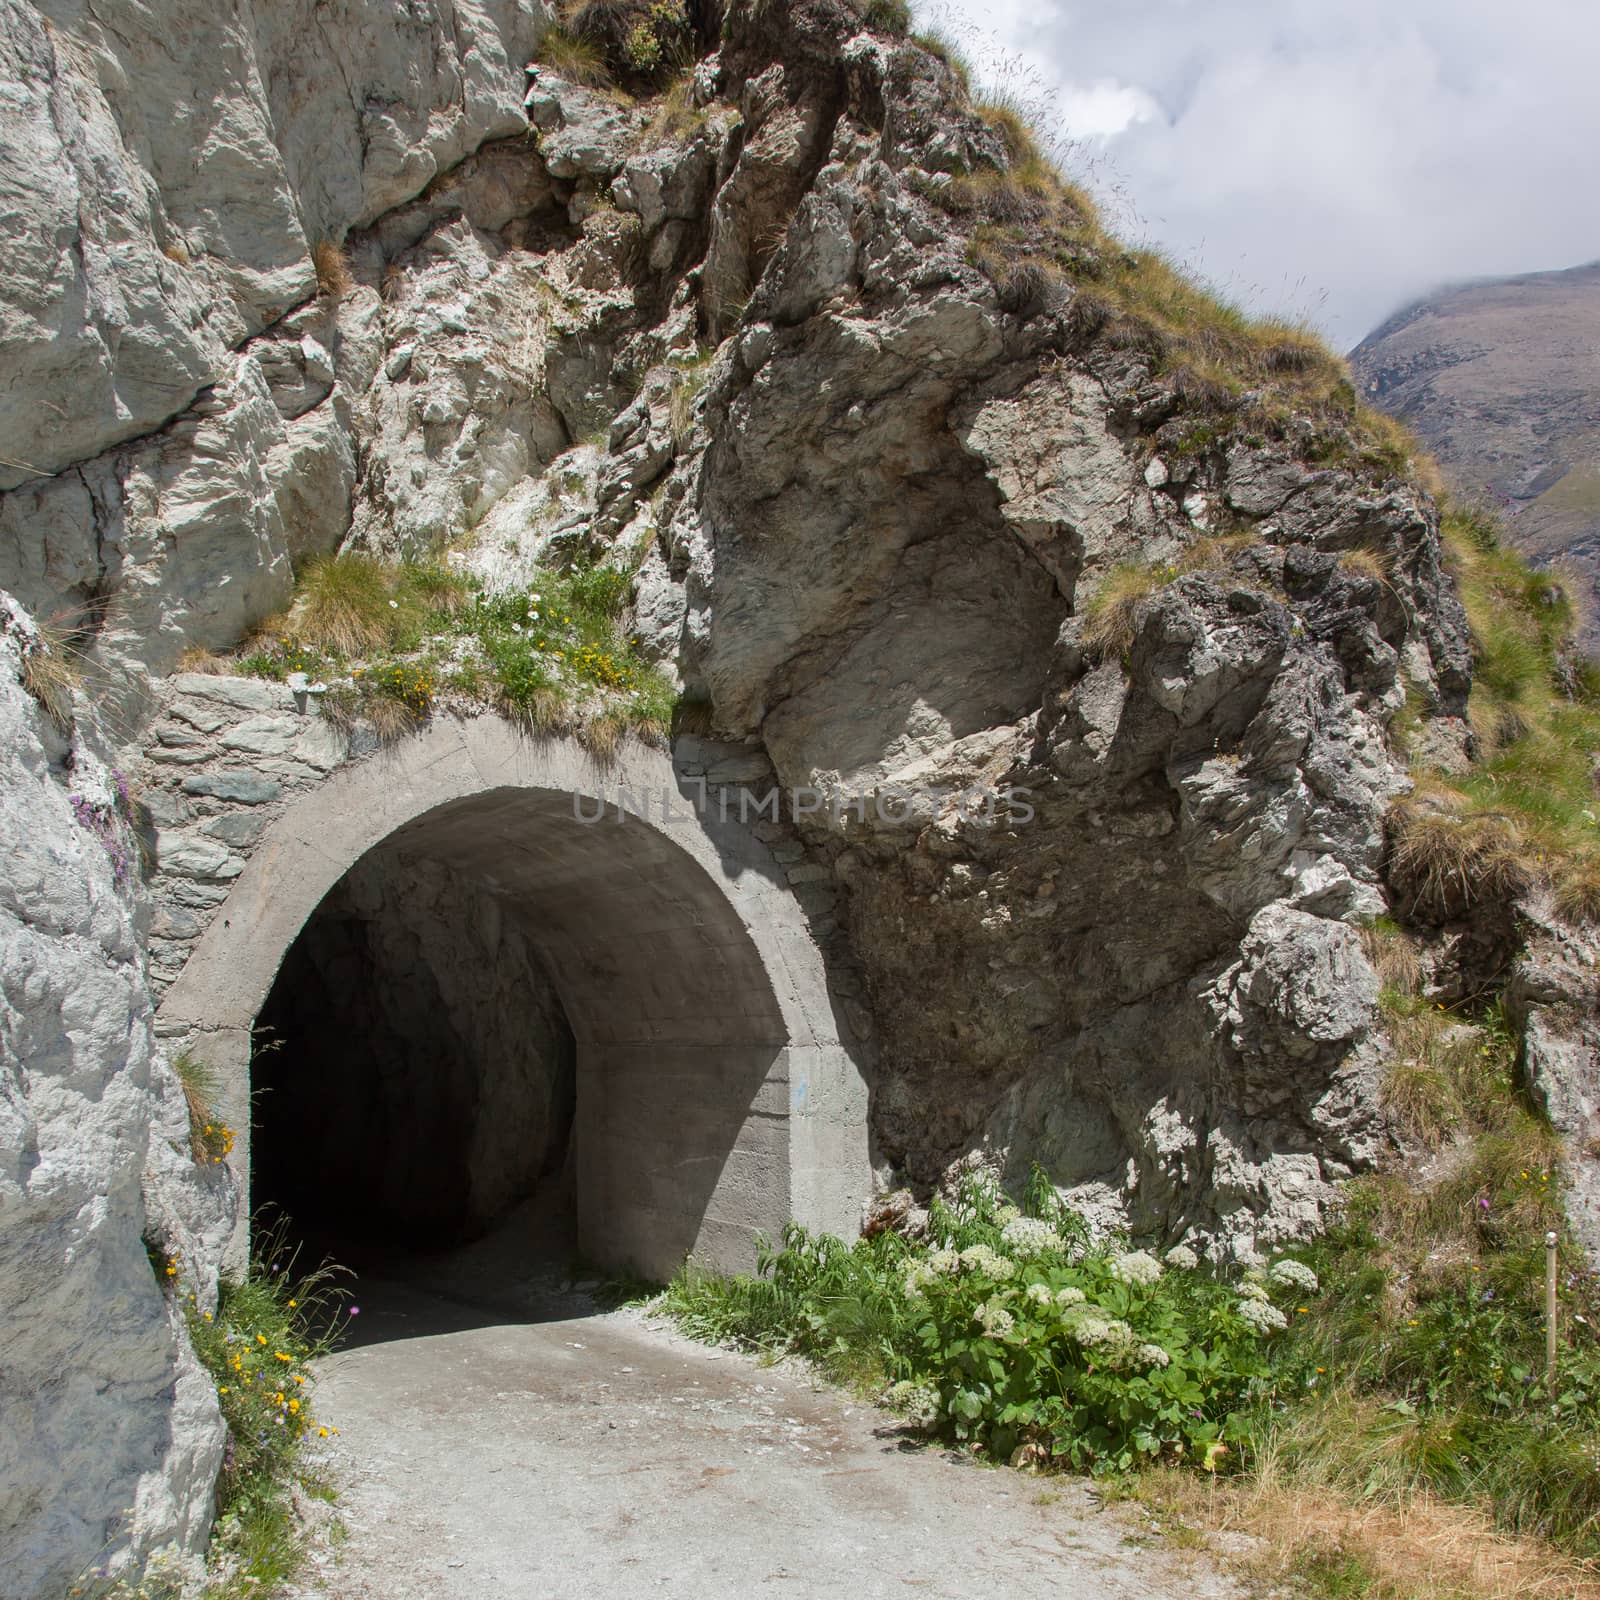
[535,23,613,87]
[311,241,353,299]
[170,1052,236,1166]
[17,618,81,727]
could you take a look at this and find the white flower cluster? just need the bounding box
[1237,1280,1271,1304]
[1110,1250,1163,1287]
[994,1204,1022,1226]
[1136,1343,1172,1370]
[1066,1307,1136,1356]
[1000,1216,1066,1258]
[1269,1258,1319,1295]
[958,1244,1017,1281]
[884,1380,942,1426]
[975,1299,1016,1337]
[1237,1297,1288,1334]
[1025,1281,1056,1307]
[1163,1244,1200,1271]
[927,1248,961,1275]
[1055,1286,1087,1307]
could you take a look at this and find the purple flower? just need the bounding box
[348,1305,360,1316]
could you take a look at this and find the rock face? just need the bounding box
[0,597,233,1599]
[1350,261,1600,646]
[0,0,1501,1586]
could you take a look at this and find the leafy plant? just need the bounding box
[663,1172,1296,1475]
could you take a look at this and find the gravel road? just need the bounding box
[297,1276,1239,1600]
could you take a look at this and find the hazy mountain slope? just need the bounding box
[1350,260,1600,643]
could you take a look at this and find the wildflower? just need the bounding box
[884,1381,941,1427]
[927,1248,961,1276]
[1164,1244,1200,1271]
[1055,1286,1087,1307]
[1238,1281,1271,1304]
[1269,1259,1319,1295]
[1025,1282,1055,1306]
[1110,1250,1163,1288]
[1201,1441,1229,1473]
[257,1334,268,1345]
[1136,1343,1171,1369]
[1236,1298,1288,1335]
[318,1427,330,1438]
[1000,1216,1065,1257]
[958,1245,1016,1282]
[975,1300,1016,1337]
[1065,1307,1136,1357]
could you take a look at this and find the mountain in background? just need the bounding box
[1350,260,1600,646]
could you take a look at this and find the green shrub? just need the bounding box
[238,636,327,682]
[665,1172,1300,1474]
[564,0,689,87]
[862,0,911,35]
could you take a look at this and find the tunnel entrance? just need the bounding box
[252,842,578,1266]
[155,724,871,1282]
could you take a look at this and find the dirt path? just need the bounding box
[296,1277,1239,1600]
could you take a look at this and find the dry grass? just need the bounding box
[1078,562,1168,661]
[578,708,627,763]
[288,553,411,657]
[1076,538,1254,661]
[535,23,612,87]
[176,644,235,675]
[1340,544,1392,583]
[363,692,425,744]
[648,74,703,140]
[498,682,570,736]
[1388,783,1533,920]
[1137,1461,1600,1600]
[18,620,81,727]
[1361,920,1425,993]
[312,240,353,299]
[1555,853,1600,924]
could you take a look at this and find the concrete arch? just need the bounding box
[156,718,871,1279]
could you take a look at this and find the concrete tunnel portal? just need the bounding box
[154,722,871,1283]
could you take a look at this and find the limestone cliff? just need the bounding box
[0,0,1505,1589]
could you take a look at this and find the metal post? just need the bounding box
[1546,1229,1559,1390]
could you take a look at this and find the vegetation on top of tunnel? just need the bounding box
[201,548,676,758]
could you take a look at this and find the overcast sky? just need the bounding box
[920,0,1600,348]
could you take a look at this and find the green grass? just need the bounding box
[1389,498,1600,925]
[88,1228,355,1598]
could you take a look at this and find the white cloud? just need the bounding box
[1058,80,1161,141]
[916,0,1600,344]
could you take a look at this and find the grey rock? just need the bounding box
[179,770,282,804]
